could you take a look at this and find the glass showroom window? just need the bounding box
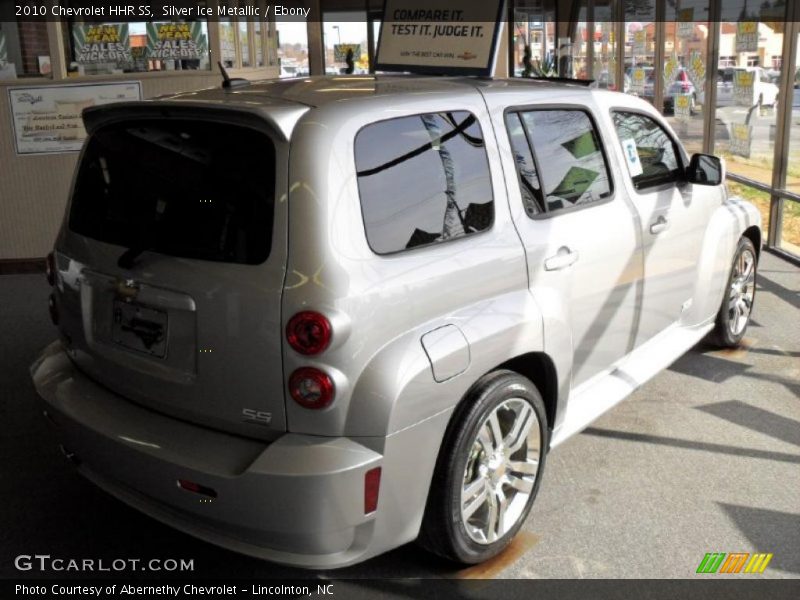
[219,19,236,68]
[661,0,709,155]
[591,1,618,91]
[65,20,210,75]
[624,0,656,106]
[0,20,52,79]
[510,0,556,78]
[276,20,309,78]
[780,30,800,256]
[254,20,263,67]
[713,16,786,234]
[239,20,250,67]
[323,13,368,74]
[571,3,589,80]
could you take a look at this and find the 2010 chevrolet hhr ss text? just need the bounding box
[32,74,760,568]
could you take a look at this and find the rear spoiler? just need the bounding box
[81,101,309,142]
[529,77,595,86]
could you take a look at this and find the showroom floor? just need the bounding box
[1,253,797,580]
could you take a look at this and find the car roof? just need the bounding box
[160,74,596,110]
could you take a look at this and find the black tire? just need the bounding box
[418,370,548,564]
[709,236,757,348]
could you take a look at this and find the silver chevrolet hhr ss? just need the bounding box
[32,75,761,568]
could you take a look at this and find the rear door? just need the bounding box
[56,107,290,439]
[500,105,643,388]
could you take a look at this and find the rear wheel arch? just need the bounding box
[418,368,549,562]
[496,353,559,434]
[427,352,558,471]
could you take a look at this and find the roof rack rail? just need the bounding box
[530,77,595,86]
[218,62,250,90]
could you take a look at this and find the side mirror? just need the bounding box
[686,153,725,186]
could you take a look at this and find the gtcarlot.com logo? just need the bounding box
[696,552,773,574]
[14,554,194,572]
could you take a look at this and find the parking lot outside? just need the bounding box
[1,251,797,580]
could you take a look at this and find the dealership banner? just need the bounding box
[677,8,694,38]
[7,82,142,155]
[72,23,132,65]
[633,30,647,55]
[735,22,759,53]
[733,70,756,106]
[663,54,680,86]
[674,94,692,121]
[146,22,208,60]
[630,68,646,94]
[730,123,753,158]
[685,50,706,104]
[376,0,506,76]
[334,44,361,62]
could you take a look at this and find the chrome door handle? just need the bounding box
[650,216,669,234]
[544,247,579,271]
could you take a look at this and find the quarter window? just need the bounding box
[355,112,494,254]
[505,112,544,217]
[612,111,682,190]
[507,109,613,214]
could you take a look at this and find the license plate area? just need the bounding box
[112,300,168,358]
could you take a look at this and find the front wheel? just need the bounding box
[418,370,548,564]
[709,236,757,347]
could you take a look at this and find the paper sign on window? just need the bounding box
[730,123,753,159]
[735,22,758,53]
[677,9,694,39]
[621,138,644,177]
[674,94,692,121]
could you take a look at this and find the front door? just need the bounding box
[608,110,709,346]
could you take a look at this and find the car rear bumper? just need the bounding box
[31,341,445,568]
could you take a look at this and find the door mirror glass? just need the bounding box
[687,153,724,186]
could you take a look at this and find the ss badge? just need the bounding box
[242,408,272,425]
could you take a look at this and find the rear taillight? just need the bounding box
[286,311,332,355]
[364,467,381,514]
[48,293,59,325]
[45,251,56,286]
[177,479,217,498]
[289,367,334,409]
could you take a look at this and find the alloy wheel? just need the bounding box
[460,398,541,545]
[728,247,756,336]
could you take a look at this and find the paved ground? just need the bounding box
[0,252,798,580]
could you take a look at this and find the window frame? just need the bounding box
[353,109,497,257]
[503,104,617,220]
[609,107,687,193]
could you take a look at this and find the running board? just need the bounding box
[550,322,714,448]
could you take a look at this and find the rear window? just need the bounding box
[69,119,275,265]
[354,111,494,255]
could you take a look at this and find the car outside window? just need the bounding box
[506,109,613,214]
[355,111,494,255]
[611,111,682,190]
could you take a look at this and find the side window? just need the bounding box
[355,111,494,254]
[612,111,682,190]
[505,112,544,217]
[508,109,613,214]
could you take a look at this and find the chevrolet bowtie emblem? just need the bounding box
[115,278,140,300]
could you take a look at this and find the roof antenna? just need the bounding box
[218,61,250,89]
